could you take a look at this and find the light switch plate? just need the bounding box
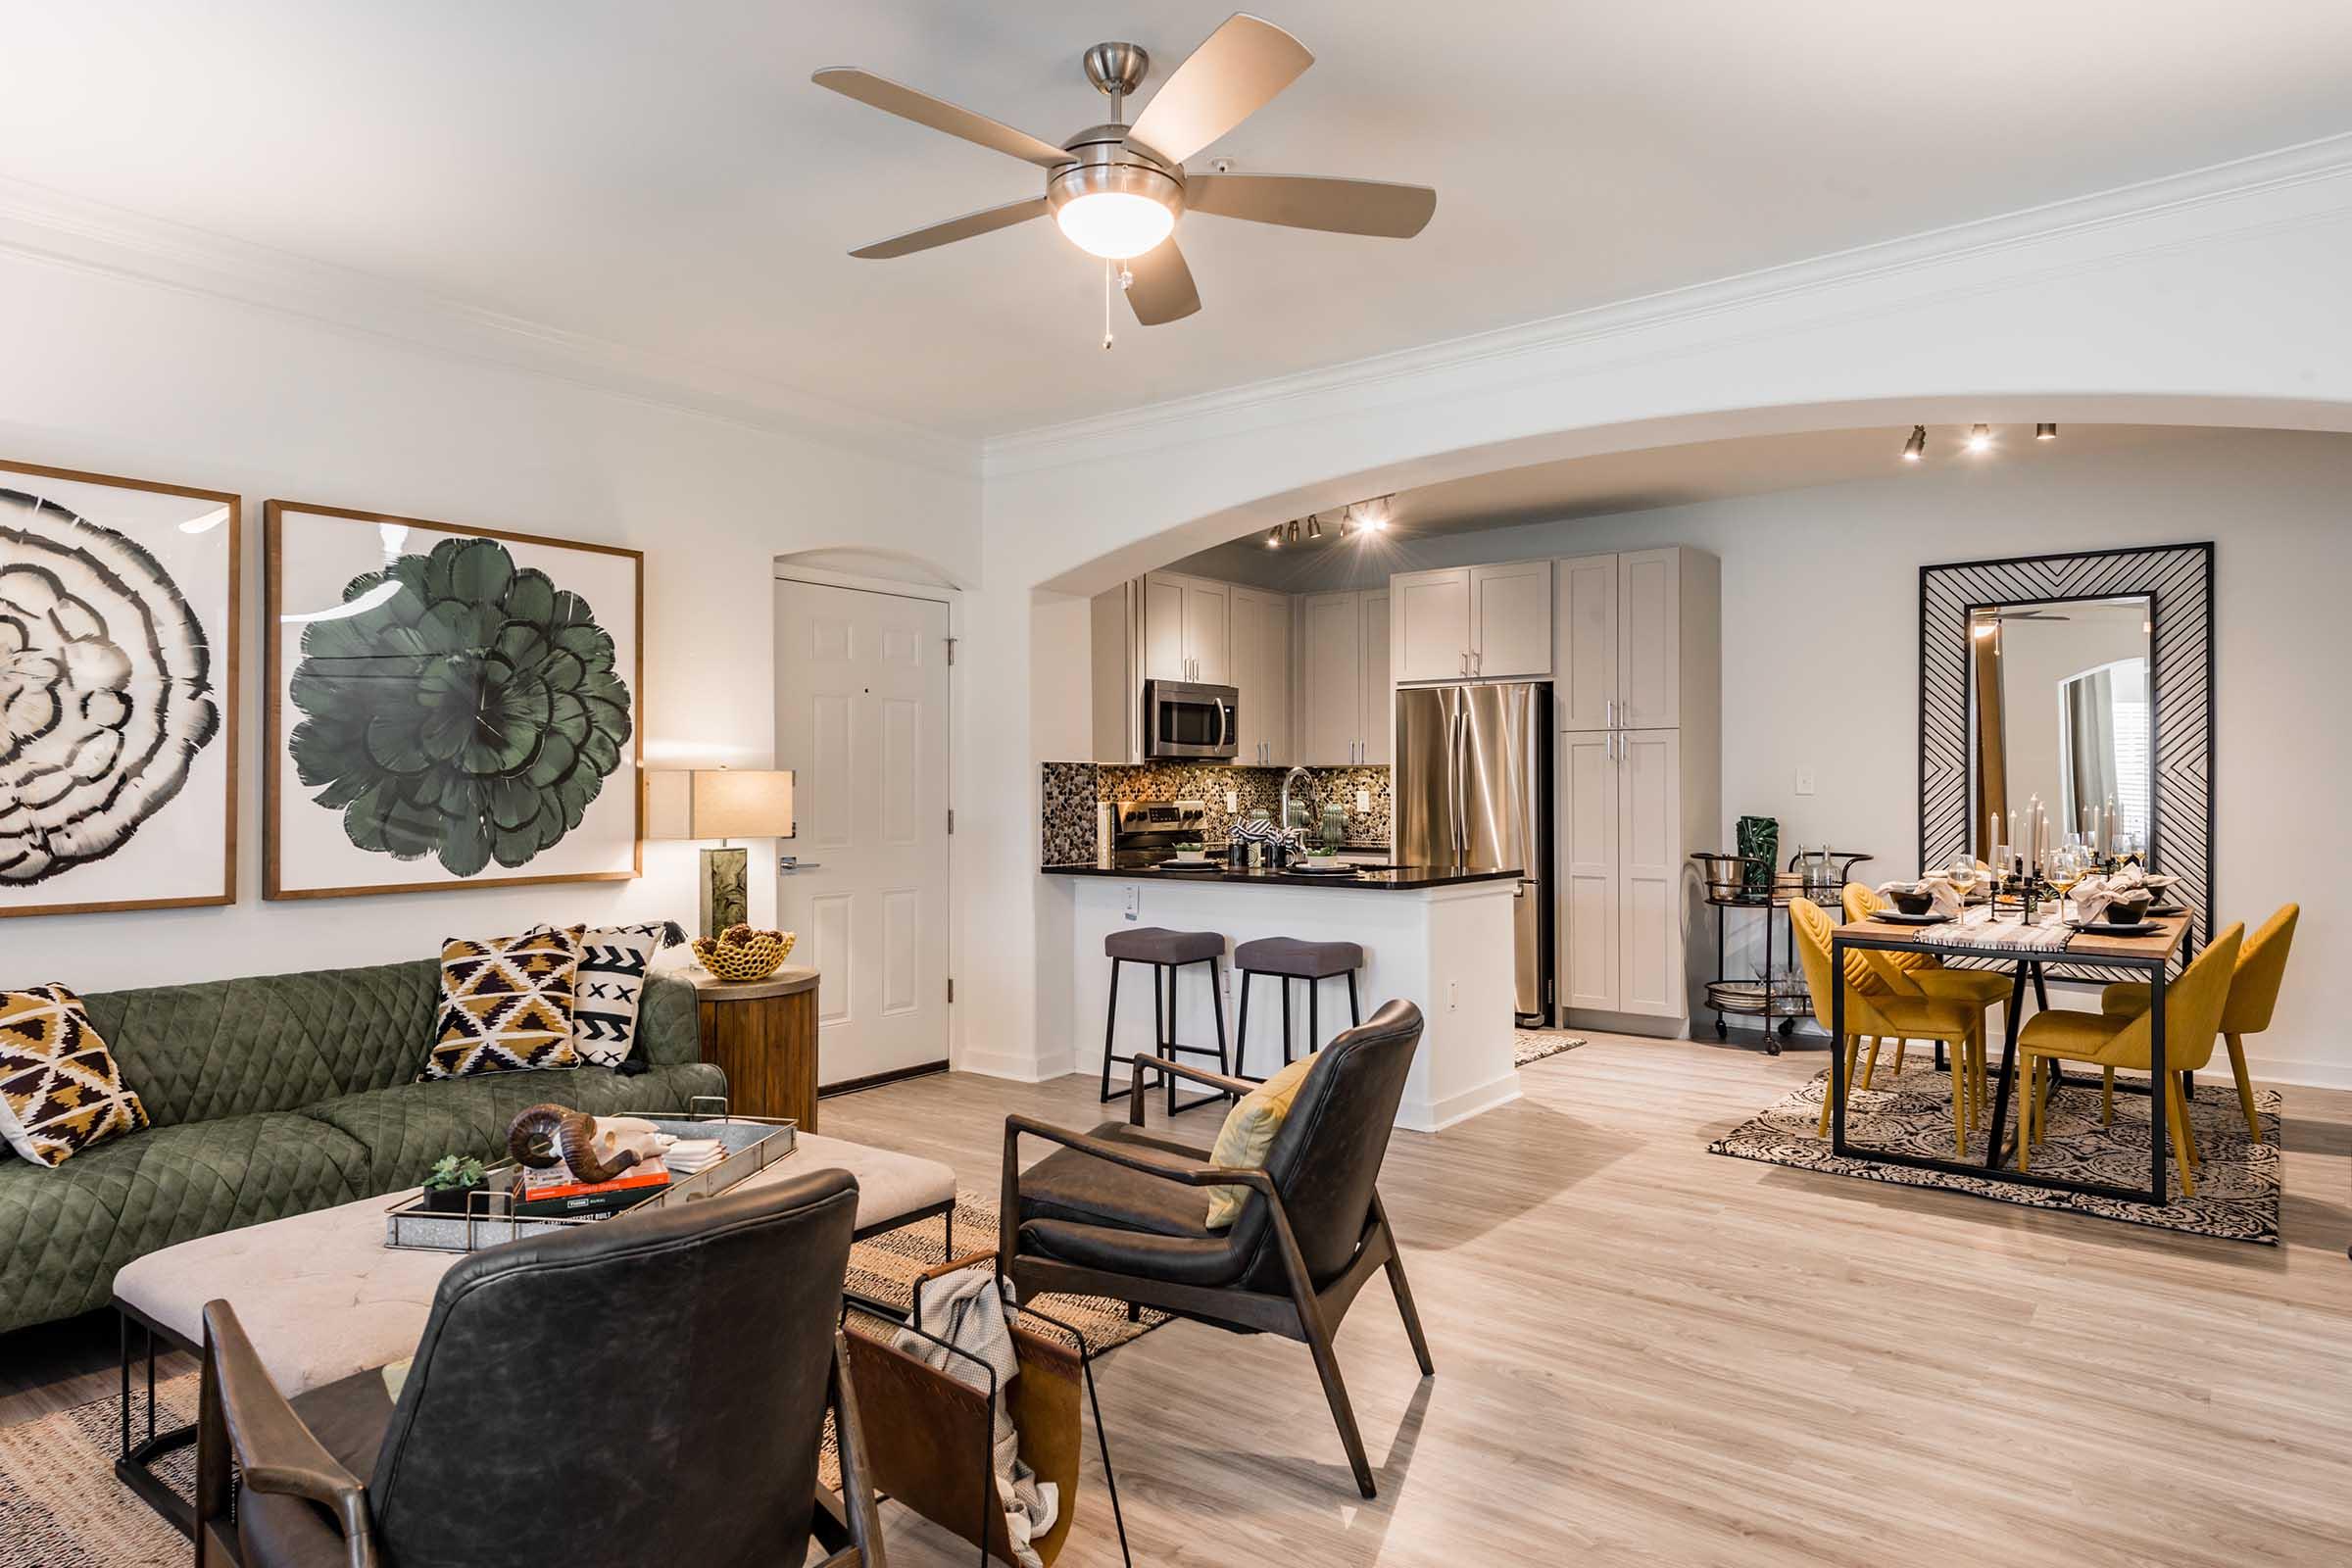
[1795,767,1816,796]
[1123,885,1140,920]
[1355,788,1372,813]
[1224,790,1239,812]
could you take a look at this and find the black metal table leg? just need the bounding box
[1983,961,2031,1169]
[2148,959,2170,1204]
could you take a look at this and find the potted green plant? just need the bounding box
[419,1154,491,1213]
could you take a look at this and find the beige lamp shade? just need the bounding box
[646,769,795,841]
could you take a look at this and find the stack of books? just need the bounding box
[514,1162,671,1220]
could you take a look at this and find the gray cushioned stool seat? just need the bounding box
[1105,926,1224,965]
[1234,937,1364,979]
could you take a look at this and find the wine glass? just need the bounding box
[2048,845,2086,921]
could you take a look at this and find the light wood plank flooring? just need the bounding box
[6,1032,2348,1566]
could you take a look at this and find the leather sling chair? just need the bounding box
[194,1169,885,1568]
[1000,998,1435,1500]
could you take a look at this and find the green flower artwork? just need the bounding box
[287,536,633,878]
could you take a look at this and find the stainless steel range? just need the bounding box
[1106,799,1209,866]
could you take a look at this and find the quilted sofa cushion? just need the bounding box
[304,1060,724,1191]
[0,1110,370,1333]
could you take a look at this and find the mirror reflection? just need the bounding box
[1969,595,2152,863]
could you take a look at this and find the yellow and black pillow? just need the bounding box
[0,984,149,1167]
[425,927,584,1080]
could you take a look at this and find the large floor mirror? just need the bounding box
[1920,543,2214,979]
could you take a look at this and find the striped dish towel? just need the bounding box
[1910,906,2073,954]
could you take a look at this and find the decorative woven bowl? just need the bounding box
[693,923,795,982]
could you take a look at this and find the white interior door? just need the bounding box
[773,579,952,1084]
[1559,729,1620,1011]
[1618,728,1683,1016]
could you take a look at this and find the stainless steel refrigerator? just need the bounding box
[1395,682,1553,1022]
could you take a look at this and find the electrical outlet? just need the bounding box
[1224,790,1238,812]
[1355,787,1372,813]
[1795,767,1816,796]
[1123,885,1140,921]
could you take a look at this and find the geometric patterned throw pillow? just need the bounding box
[0,984,150,1167]
[530,920,685,1068]
[424,927,585,1080]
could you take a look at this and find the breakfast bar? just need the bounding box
[1044,860,1526,1132]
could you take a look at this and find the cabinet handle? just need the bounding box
[1606,697,1615,729]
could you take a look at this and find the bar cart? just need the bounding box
[1694,850,1874,1054]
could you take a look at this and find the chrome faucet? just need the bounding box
[1279,765,1314,848]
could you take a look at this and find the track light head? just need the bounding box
[1307,514,1324,541]
[1902,425,1927,463]
[2035,422,2057,441]
[1967,423,1992,454]
[1265,525,1281,550]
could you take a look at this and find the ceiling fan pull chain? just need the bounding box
[1102,258,1114,350]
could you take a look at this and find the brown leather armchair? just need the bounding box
[194,1169,885,1568]
[1001,999,1433,1498]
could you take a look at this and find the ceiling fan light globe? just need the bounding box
[1054,191,1175,259]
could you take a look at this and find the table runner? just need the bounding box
[1905,906,2074,954]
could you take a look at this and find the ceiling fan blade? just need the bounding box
[812,67,1073,169]
[849,197,1051,259]
[1124,239,1201,325]
[1184,173,1436,238]
[1126,14,1313,166]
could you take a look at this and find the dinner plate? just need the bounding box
[2071,919,2162,937]
[1868,909,1951,925]
[2145,902,2188,917]
[1284,862,1359,876]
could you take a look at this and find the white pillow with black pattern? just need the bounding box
[528,921,684,1068]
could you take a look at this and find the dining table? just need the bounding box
[1828,905,2197,1205]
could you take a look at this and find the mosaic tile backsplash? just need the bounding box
[1040,760,1393,864]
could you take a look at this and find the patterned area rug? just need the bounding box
[1708,1059,2281,1244]
[1513,1028,1587,1067]
[0,1194,1161,1566]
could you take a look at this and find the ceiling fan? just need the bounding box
[813,13,1437,327]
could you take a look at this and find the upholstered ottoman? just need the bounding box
[110,1132,956,1529]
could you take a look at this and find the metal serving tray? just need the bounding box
[384,1100,796,1253]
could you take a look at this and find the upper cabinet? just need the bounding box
[1391,561,1553,683]
[1298,589,1389,766]
[1230,585,1293,766]
[1557,548,1707,731]
[1140,570,1230,685]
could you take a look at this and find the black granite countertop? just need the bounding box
[1041,861,1523,891]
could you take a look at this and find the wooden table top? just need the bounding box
[1831,909,2190,962]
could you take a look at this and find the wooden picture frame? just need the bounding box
[264,500,643,900]
[1,459,240,918]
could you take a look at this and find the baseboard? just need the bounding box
[819,1060,950,1097]
[2245,1054,2352,1092]
[1396,1071,1522,1134]
[954,1047,1074,1083]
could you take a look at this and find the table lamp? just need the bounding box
[646,768,795,938]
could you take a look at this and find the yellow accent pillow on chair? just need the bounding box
[1203,1053,1318,1229]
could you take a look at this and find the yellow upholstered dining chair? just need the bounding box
[2016,923,2243,1196]
[2097,903,2296,1143]
[1788,897,1981,1153]
[1841,882,2010,1102]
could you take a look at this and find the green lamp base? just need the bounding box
[699,846,750,938]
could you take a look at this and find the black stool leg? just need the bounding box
[1099,957,1123,1103]
[1209,957,1231,1087]
[1310,977,1321,1054]
[1282,977,1295,1066]
[1347,971,1361,1027]
[1159,962,1176,1119]
[1235,969,1254,1081]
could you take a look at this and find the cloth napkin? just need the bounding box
[1877,875,1965,919]
[662,1138,725,1175]
[2071,863,2150,925]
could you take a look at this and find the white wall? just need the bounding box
[957,141,2352,1093]
[0,249,981,996]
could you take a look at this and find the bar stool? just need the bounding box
[1233,937,1363,1080]
[1100,926,1232,1117]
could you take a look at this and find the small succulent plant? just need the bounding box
[422,1154,488,1192]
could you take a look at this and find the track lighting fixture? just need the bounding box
[2036,422,2057,441]
[1967,423,1992,454]
[1901,425,1927,463]
[1265,525,1281,549]
[1307,514,1324,540]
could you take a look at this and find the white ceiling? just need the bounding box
[7,4,2352,439]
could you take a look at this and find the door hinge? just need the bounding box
[947,977,956,1004]
[946,808,956,835]
[946,636,957,666]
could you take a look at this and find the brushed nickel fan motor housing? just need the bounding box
[1047,127,1186,225]
[1082,41,1150,98]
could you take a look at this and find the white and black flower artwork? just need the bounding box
[0,465,238,917]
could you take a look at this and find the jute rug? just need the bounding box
[1708,1059,2282,1244]
[1513,1028,1586,1067]
[0,1193,1162,1567]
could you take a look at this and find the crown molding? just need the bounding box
[0,173,982,478]
[981,130,2352,477]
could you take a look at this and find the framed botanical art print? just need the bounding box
[265,501,642,899]
[2,460,239,918]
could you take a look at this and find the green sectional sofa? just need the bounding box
[0,958,720,1336]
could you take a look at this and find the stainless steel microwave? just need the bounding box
[1142,679,1240,760]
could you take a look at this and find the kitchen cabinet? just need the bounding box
[1298,589,1388,766]
[1230,585,1292,765]
[1555,554,1619,731]
[1557,547,1688,731]
[1391,561,1553,682]
[1140,570,1230,685]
